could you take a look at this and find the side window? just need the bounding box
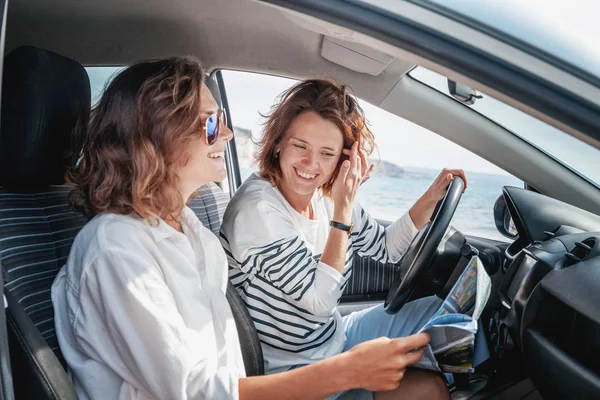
[222,70,521,241]
[85,67,124,105]
[352,102,522,241]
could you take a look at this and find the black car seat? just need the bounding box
[0,46,263,400]
[0,46,90,400]
[188,184,264,377]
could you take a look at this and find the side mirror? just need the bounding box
[494,195,518,239]
[447,80,483,105]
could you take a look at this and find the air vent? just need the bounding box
[565,238,596,267]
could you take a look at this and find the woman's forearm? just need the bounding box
[408,191,438,230]
[320,206,352,274]
[239,333,432,400]
[239,352,352,400]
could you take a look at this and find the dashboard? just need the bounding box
[488,186,600,399]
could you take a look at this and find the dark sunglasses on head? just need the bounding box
[204,109,228,146]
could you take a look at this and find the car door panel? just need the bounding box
[0,1,16,398]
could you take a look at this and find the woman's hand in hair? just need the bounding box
[331,141,363,224]
[342,146,375,184]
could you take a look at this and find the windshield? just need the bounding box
[410,67,600,188]
[429,0,600,82]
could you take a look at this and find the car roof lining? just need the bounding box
[6,0,416,106]
[5,0,586,129]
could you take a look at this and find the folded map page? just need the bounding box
[412,255,491,373]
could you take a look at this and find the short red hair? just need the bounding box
[256,79,375,196]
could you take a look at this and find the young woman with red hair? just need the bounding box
[221,79,471,399]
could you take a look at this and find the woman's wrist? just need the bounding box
[326,351,358,392]
[332,207,353,225]
[423,189,439,205]
[333,202,354,225]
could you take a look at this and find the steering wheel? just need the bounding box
[384,177,465,314]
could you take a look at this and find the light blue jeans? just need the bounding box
[329,296,490,400]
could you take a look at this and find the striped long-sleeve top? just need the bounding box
[220,173,418,374]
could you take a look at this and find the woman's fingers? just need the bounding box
[444,173,453,186]
[357,148,375,182]
[355,150,362,177]
[347,142,360,182]
[395,332,431,354]
[351,141,358,159]
[363,163,375,182]
[338,160,351,184]
[441,168,468,190]
[403,347,426,366]
[331,143,362,211]
[357,147,368,173]
[344,142,374,183]
[456,170,468,190]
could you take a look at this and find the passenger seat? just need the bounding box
[0,46,90,400]
[0,46,263,400]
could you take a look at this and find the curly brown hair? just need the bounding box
[67,56,206,221]
[256,79,375,197]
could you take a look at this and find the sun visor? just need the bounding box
[278,7,395,76]
[321,36,395,76]
[279,8,357,41]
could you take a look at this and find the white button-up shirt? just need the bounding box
[52,207,245,400]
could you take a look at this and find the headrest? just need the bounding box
[0,46,90,191]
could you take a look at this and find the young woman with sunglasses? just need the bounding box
[51,57,443,400]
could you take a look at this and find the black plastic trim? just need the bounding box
[5,291,77,400]
[524,328,600,400]
[260,0,600,144]
[502,185,600,244]
[0,1,14,399]
[540,259,600,326]
[502,186,533,245]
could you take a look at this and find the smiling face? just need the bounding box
[177,84,233,200]
[277,110,344,200]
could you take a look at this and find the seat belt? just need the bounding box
[0,257,15,400]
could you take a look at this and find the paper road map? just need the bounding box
[412,255,491,374]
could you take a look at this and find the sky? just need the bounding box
[428,0,600,79]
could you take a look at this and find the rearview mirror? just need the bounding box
[494,195,518,239]
[447,79,483,105]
